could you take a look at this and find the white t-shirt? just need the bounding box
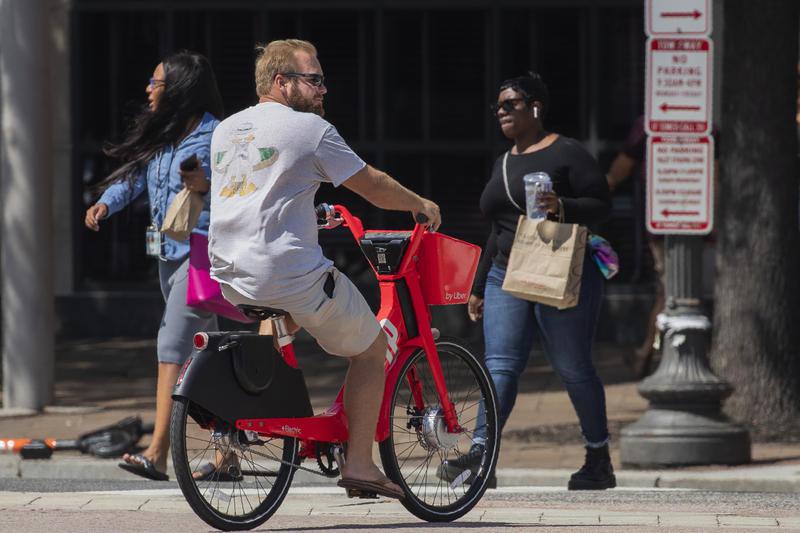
[208,102,365,302]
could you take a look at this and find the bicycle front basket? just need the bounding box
[417,232,480,305]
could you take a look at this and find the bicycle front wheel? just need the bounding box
[378,336,499,522]
[170,397,299,531]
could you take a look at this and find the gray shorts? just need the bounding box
[221,268,382,357]
[158,258,218,365]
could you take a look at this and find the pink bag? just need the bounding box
[187,233,254,323]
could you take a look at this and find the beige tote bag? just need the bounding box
[501,216,587,310]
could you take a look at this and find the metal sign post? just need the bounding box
[621,0,750,469]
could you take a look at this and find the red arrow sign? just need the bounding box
[659,103,701,113]
[660,10,702,19]
[661,209,700,217]
[646,1,711,36]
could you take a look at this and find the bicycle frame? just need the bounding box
[235,204,461,449]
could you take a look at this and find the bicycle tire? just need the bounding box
[170,397,299,531]
[378,336,499,522]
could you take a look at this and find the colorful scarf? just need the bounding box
[588,234,619,280]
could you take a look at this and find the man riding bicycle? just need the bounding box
[208,39,441,500]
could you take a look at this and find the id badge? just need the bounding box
[145,224,162,257]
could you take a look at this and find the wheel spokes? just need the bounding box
[389,345,495,509]
[183,414,288,518]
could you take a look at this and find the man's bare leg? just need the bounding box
[339,330,401,492]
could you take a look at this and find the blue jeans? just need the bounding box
[475,253,609,446]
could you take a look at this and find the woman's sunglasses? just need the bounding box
[489,97,531,115]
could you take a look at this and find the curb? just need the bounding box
[1,456,799,493]
[497,466,800,493]
[0,456,338,486]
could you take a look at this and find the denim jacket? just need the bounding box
[98,112,219,261]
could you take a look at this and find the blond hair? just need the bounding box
[254,39,318,97]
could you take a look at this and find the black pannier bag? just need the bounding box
[173,332,313,425]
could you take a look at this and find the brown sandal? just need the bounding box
[337,476,405,500]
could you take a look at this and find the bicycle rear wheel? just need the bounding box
[170,397,299,531]
[378,337,499,522]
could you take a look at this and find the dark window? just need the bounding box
[597,6,645,140]
[303,11,361,141]
[76,12,163,288]
[207,12,259,116]
[535,8,583,138]
[384,11,423,140]
[72,2,647,288]
[429,10,486,140]
[171,11,209,54]
[429,153,492,244]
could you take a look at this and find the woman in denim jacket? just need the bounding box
[84,51,222,481]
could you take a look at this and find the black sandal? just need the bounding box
[118,454,169,481]
[337,476,404,500]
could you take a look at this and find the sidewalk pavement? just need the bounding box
[3,487,800,531]
[1,337,799,492]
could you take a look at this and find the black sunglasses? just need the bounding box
[281,72,326,88]
[489,97,531,114]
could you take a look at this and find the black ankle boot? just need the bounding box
[436,444,497,489]
[567,444,616,490]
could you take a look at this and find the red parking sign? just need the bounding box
[645,38,712,135]
[647,135,714,235]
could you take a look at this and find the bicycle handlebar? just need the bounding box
[317,203,430,231]
[316,202,429,250]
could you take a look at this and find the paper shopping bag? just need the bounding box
[161,187,203,241]
[501,216,587,310]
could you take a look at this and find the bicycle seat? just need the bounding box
[236,305,288,320]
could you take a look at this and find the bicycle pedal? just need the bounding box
[346,488,379,499]
[332,446,346,468]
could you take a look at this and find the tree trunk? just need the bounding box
[712,0,800,436]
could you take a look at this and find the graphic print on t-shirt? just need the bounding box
[213,122,279,198]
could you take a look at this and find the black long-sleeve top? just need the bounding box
[472,136,612,297]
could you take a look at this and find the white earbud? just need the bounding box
[533,106,539,119]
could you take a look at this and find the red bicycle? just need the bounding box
[170,204,499,531]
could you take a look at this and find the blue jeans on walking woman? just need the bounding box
[474,252,609,447]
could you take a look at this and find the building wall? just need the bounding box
[59,0,657,342]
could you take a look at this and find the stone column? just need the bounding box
[51,0,73,297]
[620,236,750,467]
[1,0,55,411]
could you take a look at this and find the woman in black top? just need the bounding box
[438,73,615,490]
